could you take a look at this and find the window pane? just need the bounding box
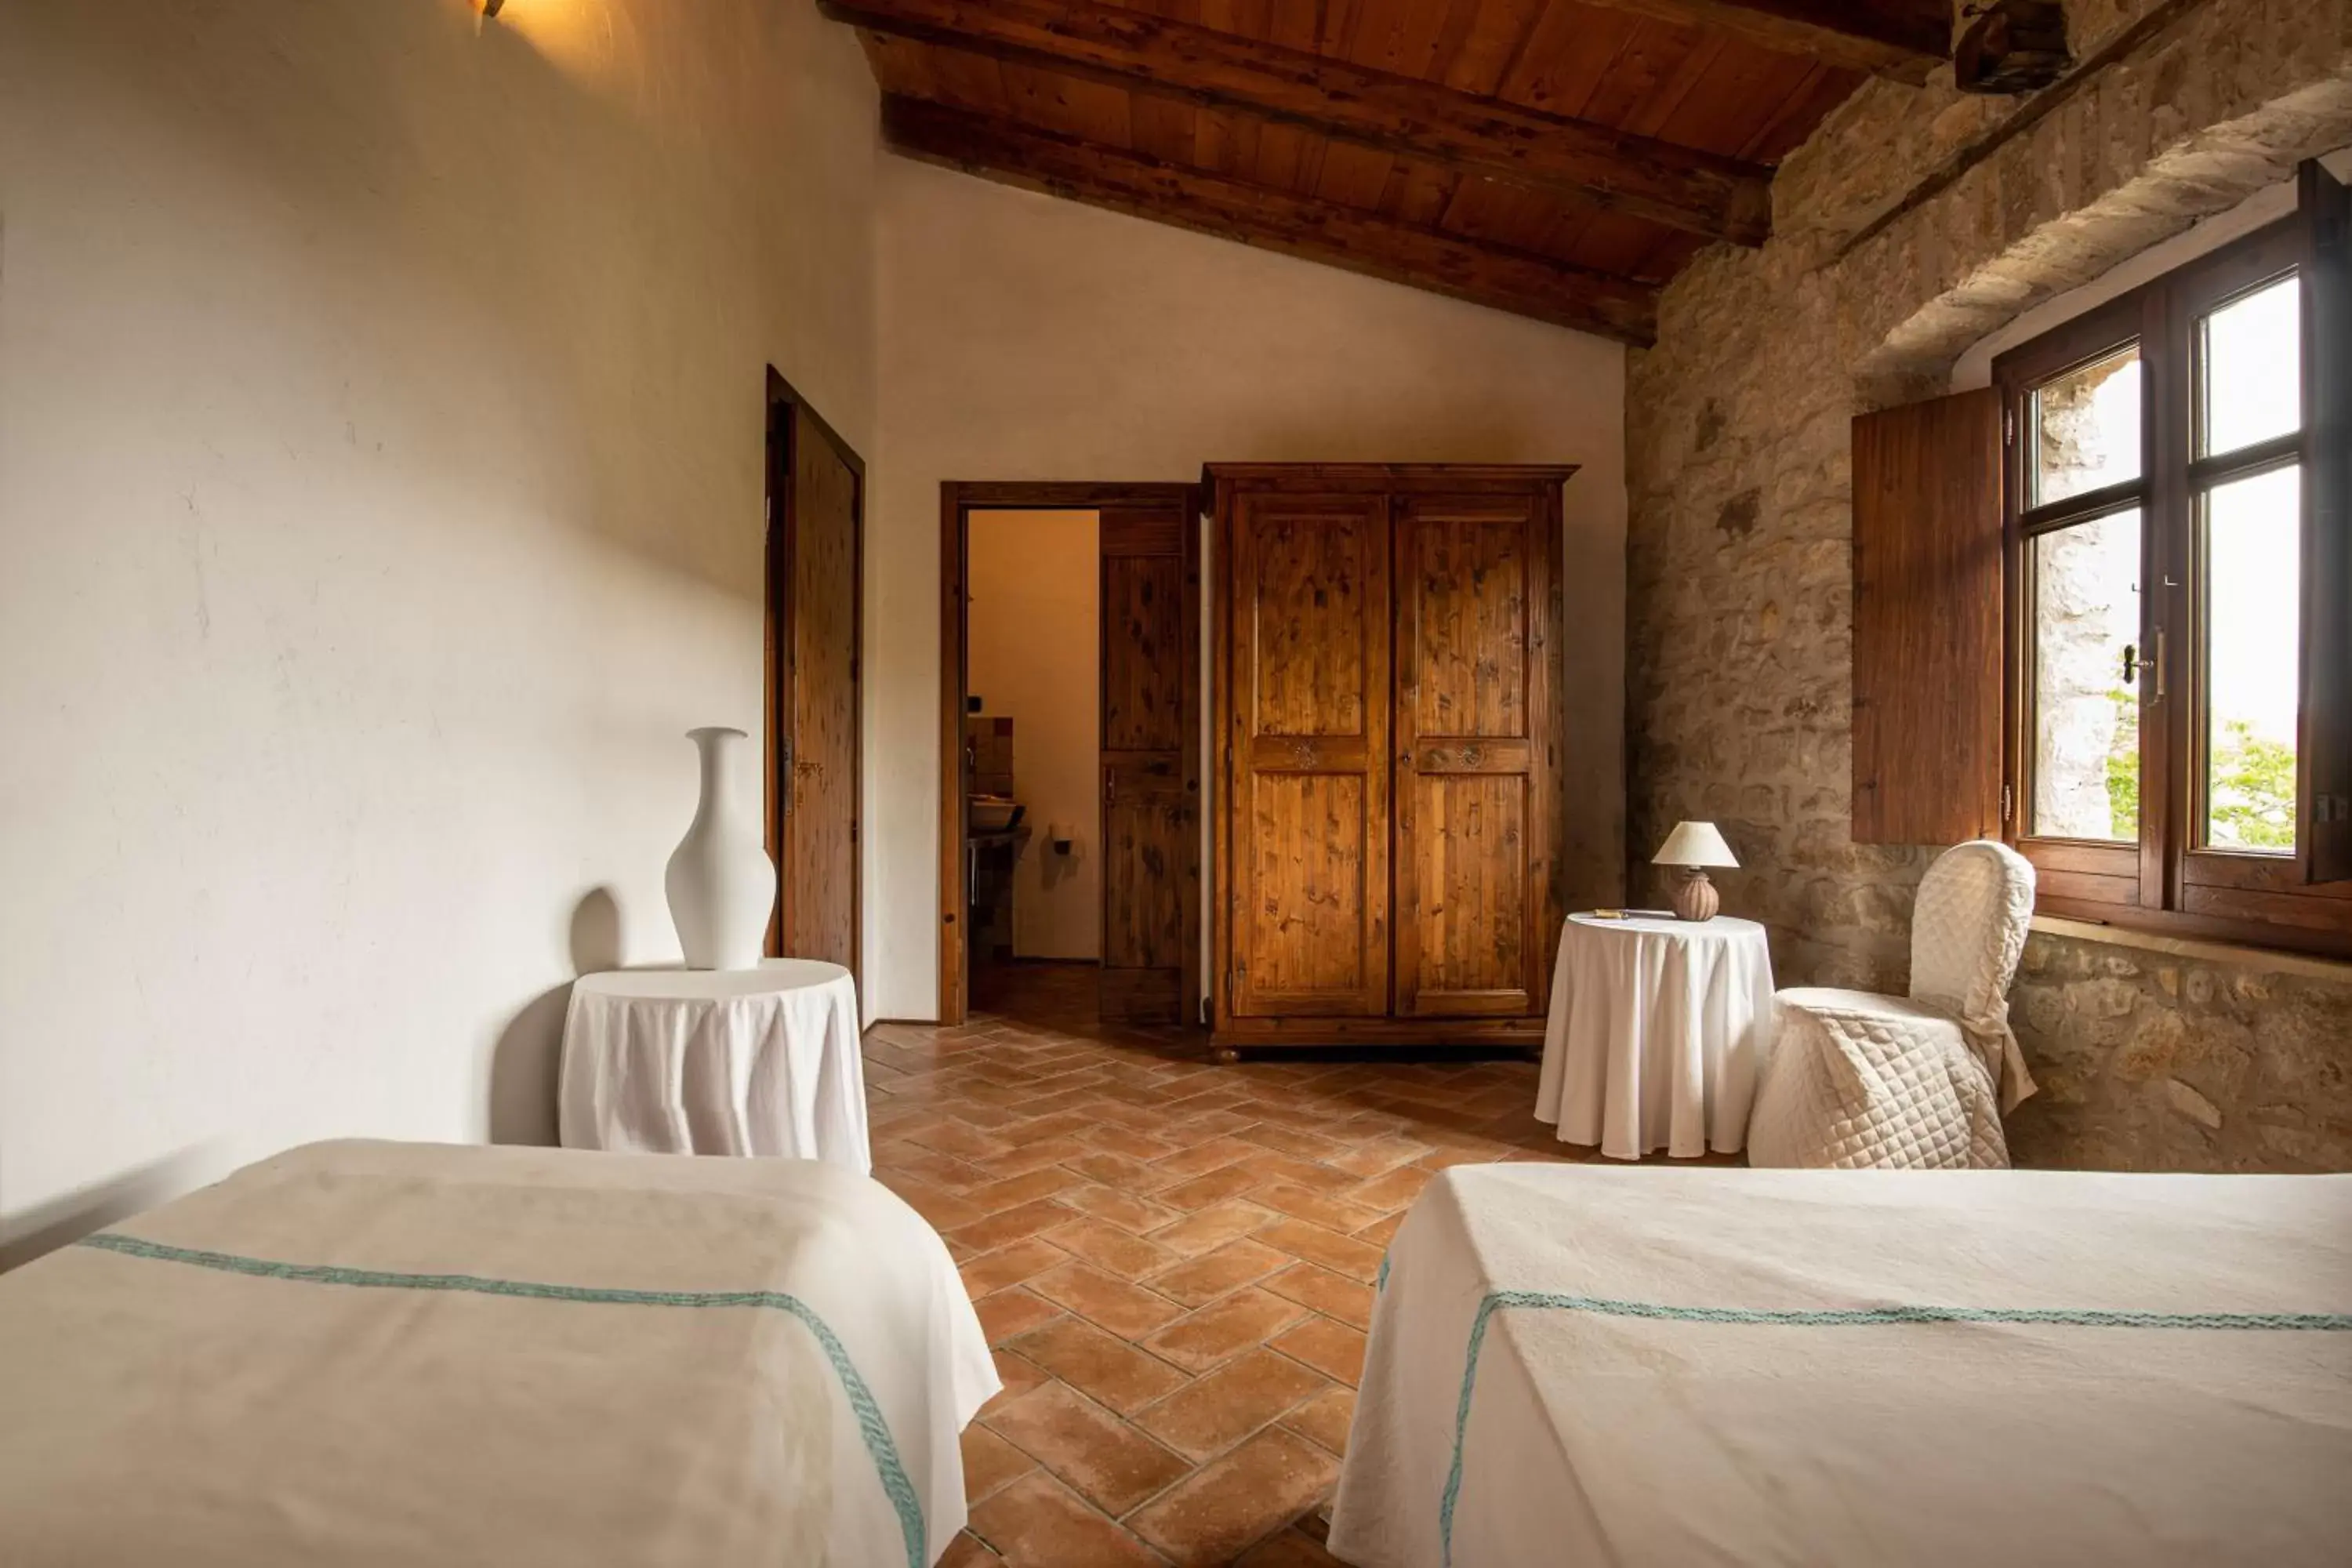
[2030,345,2141,506]
[2031,509,2143,841]
[2202,465,2301,853]
[2199,274,2300,458]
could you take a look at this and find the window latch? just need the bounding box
[2121,643,2139,686]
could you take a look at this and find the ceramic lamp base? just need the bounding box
[1671,869,1720,922]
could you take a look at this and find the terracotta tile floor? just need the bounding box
[866,963,1616,1567]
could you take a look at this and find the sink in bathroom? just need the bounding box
[969,795,1023,833]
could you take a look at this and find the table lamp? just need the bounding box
[1653,821,1737,922]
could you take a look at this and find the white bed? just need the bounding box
[1330,1163,2352,1568]
[0,1139,996,1567]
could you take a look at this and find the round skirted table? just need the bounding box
[1535,913,1774,1160]
[558,959,870,1171]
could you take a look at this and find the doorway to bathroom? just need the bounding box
[938,484,1200,1033]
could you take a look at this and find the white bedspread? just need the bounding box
[0,1140,997,1567]
[1329,1163,2352,1568]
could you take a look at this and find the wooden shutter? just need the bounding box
[1099,504,1200,1022]
[1851,387,2005,844]
[2300,158,2352,885]
[1227,492,1391,1018]
[1392,491,1558,1017]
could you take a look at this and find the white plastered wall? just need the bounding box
[0,0,881,1251]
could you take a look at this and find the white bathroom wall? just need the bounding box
[967,510,1102,961]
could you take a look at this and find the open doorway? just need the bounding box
[938,484,1200,1033]
[967,508,1098,1020]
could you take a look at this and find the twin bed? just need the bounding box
[0,1141,994,1567]
[1331,1163,2352,1566]
[2,1142,2345,1565]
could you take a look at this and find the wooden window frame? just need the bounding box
[1995,216,2352,958]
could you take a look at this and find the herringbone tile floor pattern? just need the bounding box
[866,964,1608,1567]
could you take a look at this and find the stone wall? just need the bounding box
[1625,0,2352,1171]
[2008,930,2352,1168]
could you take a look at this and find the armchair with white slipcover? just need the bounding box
[1748,840,2038,1169]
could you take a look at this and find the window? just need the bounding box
[2019,336,2142,844]
[1993,166,2352,956]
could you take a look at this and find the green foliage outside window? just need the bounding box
[2209,719,2296,850]
[2101,699,2295,851]
[2104,688,2140,838]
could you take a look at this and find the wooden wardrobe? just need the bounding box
[1207,463,1573,1055]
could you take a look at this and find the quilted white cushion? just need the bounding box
[1748,989,2009,1170]
[1747,841,2036,1171]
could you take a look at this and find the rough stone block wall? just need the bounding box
[1626,0,2352,1170]
[2007,932,2352,1167]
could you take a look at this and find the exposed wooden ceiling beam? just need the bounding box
[1568,2,1951,82]
[880,96,1660,346]
[823,0,1771,246]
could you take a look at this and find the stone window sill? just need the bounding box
[2028,914,2352,985]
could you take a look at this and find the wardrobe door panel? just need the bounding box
[1254,511,1370,736]
[1406,773,1530,1004]
[1247,771,1372,1004]
[1394,495,1556,1018]
[1230,493,1390,1018]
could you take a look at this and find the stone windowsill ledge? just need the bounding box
[2027,914,2352,985]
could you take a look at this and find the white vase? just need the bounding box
[665,727,775,971]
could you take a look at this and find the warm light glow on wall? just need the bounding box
[476,0,641,96]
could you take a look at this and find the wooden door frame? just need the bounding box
[938,481,1201,1026]
[765,365,866,987]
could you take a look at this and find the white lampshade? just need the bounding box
[1652,820,1738,869]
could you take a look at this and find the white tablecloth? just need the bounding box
[1534,913,1773,1159]
[559,960,871,1171]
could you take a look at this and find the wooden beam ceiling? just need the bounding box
[1563,2,1951,82]
[825,0,1773,245]
[881,95,1661,345]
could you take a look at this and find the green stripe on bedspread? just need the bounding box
[1436,1287,2352,1566]
[75,1231,928,1568]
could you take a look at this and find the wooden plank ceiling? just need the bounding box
[822,1,1950,344]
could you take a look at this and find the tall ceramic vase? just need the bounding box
[665,727,776,971]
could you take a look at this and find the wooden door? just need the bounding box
[1099,504,1199,1023]
[773,394,862,974]
[1227,492,1391,1018]
[1392,493,1559,1017]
